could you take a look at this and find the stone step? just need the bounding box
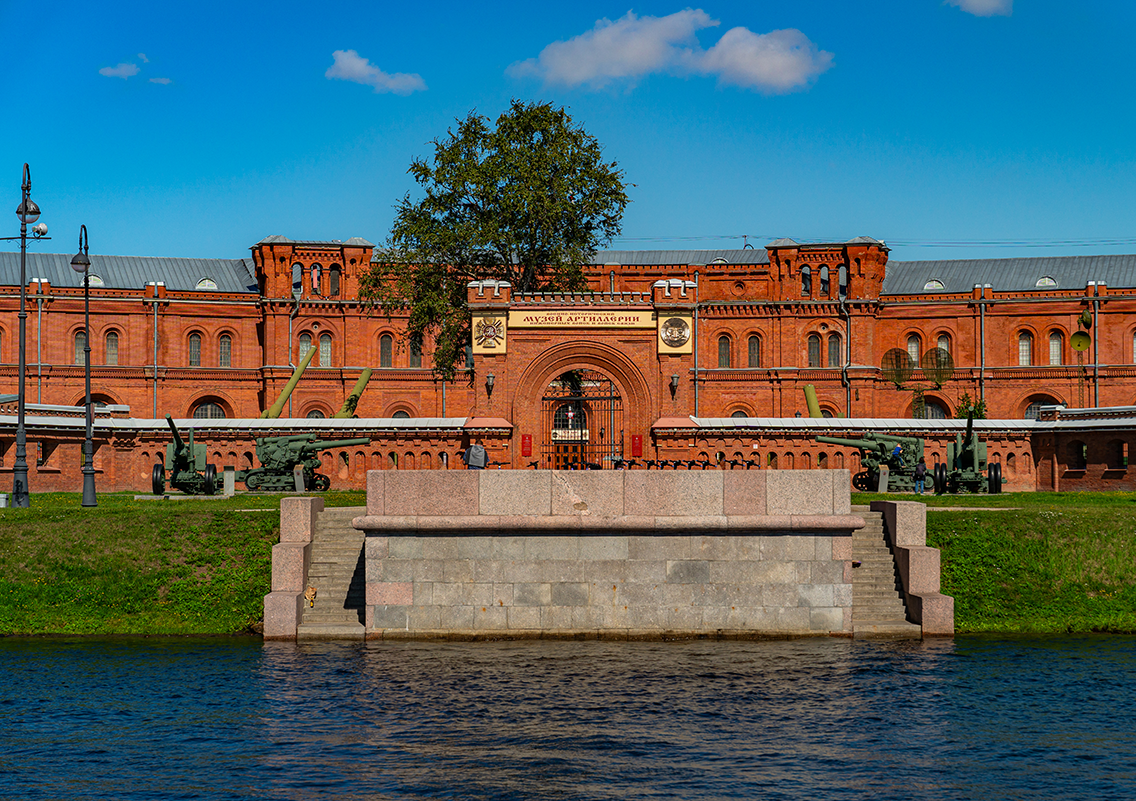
[297,622,365,641]
[853,620,921,639]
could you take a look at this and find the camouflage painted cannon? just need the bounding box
[152,415,222,495]
[242,434,372,492]
[815,432,924,493]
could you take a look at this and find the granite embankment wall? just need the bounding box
[342,470,866,639]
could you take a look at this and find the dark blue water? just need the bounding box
[1,636,1133,800]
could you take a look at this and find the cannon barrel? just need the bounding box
[860,432,921,445]
[260,344,317,419]
[964,409,974,444]
[815,435,888,452]
[803,385,823,418]
[335,368,372,419]
[165,414,185,450]
[300,437,372,452]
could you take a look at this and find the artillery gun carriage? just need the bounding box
[815,432,924,492]
[152,415,222,496]
[242,434,371,492]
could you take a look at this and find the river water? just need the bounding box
[2,635,1133,800]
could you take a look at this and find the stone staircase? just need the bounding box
[851,508,922,639]
[297,506,367,641]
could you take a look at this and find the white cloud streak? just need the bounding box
[150,77,172,85]
[325,49,426,95]
[138,53,150,63]
[99,62,140,79]
[507,9,832,94]
[946,0,1012,17]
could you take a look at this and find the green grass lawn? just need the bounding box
[0,491,366,636]
[853,491,1136,633]
[3,490,1133,636]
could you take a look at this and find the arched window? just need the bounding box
[922,400,948,419]
[807,334,821,367]
[192,401,226,419]
[380,334,393,368]
[319,333,331,367]
[1048,331,1062,366]
[767,453,778,469]
[828,333,842,368]
[329,265,341,296]
[906,334,921,365]
[717,335,731,368]
[306,409,326,419]
[937,334,951,355]
[1018,331,1033,366]
[188,333,201,367]
[105,331,119,366]
[838,264,848,297]
[410,337,422,368]
[299,332,312,364]
[1024,395,1060,419]
[731,410,747,419]
[800,265,812,296]
[75,331,87,365]
[819,266,830,296]
[747,335,761,368]
[392,410,411,419]
[219,335,231,368]
[291,263,303,297]
[311,263,322,295]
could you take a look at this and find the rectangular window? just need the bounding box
[75,332,87,366]
[1049,335,1062,366]
[410,339,422,368]
[219,336,231,368]
[106,332,118,366]
[189,334,201,367]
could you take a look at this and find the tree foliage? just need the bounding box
[359,100,630,380]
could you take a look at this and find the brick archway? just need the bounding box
[512,340,654,454]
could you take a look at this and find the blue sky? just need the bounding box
[3,0,1135,263]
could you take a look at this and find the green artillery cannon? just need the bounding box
[815,432,924,492]
[152,415,222,495]
[934,411,1001,494]
[242,434,371,492]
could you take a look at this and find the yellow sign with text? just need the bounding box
[507,310,657,329]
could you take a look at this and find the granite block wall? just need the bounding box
[353,470,864,640]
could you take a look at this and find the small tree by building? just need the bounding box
[360,100,631,380]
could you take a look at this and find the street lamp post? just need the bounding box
[71,225,96,507]
[3,164,49,508]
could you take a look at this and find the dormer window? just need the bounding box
[923,279,944,290]
[1036,276,1057,287]
[710,257,728,264]
[195,277,218,290]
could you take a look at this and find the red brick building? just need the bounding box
[2,235,1134,491]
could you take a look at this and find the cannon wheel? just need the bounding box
[994,463,1002,493]
[852,471,872,492]
[311,474,331,492]
[934,464,946,494]
[204,464,217,496]
[151,463,165,495]
[988,463,1002,494]
[244,470,264,491]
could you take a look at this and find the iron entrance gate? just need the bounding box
[540,369,624,469]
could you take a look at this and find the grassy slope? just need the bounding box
[3,491,1133,635]
[853,491,1136,633]
[0,492,365,635]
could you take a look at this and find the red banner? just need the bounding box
[631,434,643,458]
[521,434,532,457]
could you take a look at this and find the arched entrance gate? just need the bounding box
[540,369,623,469]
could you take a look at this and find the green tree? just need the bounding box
[360,99,631,380]
[955,392,988,419]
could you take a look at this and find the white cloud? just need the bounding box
[99,62,140,79]
[946,0,1012,17]
[325,49,426,95]
[700,27,833,92]
[507,9,832,94]
[507,9,717,90]
[138,53,150,63]
[150,77,172,85]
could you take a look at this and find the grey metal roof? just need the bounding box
[883,253,1136,295]
[590,249,770,266]
[694,417,1037,431]
[0,251,258,293]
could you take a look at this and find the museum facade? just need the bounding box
[2,234,1135,491]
